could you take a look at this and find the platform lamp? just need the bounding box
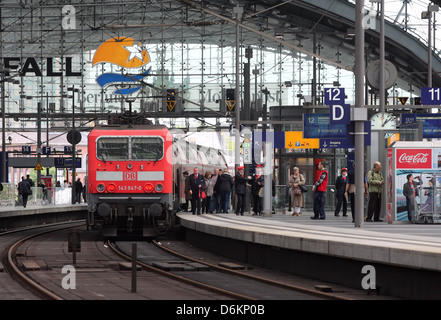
[68,86,79,204]
[422,4,439,97]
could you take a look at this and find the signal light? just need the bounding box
[144,183,153,193]
[166,89,176,112]
[107,183,116,193]
[225,88,236,112]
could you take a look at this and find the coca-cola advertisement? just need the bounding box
[396,149,432,169]
[391,143,441,224]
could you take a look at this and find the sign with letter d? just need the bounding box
[330,104,350,125]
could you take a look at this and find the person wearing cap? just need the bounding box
[234,166,251,215]
[334,168,348,217]
[250,164,264,215]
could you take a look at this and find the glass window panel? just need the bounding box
[131,137,163,160]
[97,137,129,161]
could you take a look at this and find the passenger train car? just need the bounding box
[87,123,228,237]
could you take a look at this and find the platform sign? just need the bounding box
[421,87,441,105]
[54,157,81,168]
[252,131,285,149]
[329,104,350,125]
[347,121,371,146]
[285,131,319,149]
[324,88,345,105]
[319,138,351,149]
[22,146,31,154]
[42,146,51,155]
[243,144,252,164]
[401,113,441,138]
[303,114,347,139]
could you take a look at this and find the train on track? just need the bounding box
[87,122,228,238]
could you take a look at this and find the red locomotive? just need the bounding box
[87,123,228,237]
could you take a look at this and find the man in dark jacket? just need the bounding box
[234,166,250,216]
[74,178,83,204]
[18,176,31,208]
[334,168,348,217]
[189,167,205,215]
[214,169,233,213]
[250,164,264,216]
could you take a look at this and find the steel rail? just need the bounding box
[152,240,353,301]
[107,240,256,300]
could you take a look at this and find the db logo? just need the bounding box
[124,172,137,180]
[396,149,431,169]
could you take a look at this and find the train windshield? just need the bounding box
[132,137,163,160]
[97,137,129,161]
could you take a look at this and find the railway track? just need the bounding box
[110,239,352,300]
[2,221,85,300]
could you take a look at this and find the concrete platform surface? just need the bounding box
[177,211,441,272]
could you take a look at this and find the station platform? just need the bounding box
[177,211,441,299]
[0,203,88,217]
[0,203,88,230]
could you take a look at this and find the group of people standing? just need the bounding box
[183,165,266,216]
[287,160,386,222]
[182,160,389,222]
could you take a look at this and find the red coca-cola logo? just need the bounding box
[396,149,432,169]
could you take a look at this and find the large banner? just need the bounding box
[393,146,441,222]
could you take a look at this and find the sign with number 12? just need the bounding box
[324,88,345,105]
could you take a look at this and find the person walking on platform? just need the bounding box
[334,168,348,217]
[214,168,233,213]
[75,178,83,204]
[26,174,34,188]
[250,164,264,216]
[189,167,205,215]
[18,176,31,208]
[234,166,250,215]
[366,161,384,222]
[288,167,305,216]
[311,161,328,220]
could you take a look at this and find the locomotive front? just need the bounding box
[87,124,173,237]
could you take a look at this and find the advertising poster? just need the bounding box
[394,147,440,222]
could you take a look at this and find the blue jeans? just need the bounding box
[220,191,230,213]
[210,193,221,212]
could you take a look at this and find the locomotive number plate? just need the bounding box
[118,185,142,191]
[124,172,137,180]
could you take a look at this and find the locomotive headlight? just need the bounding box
[97,183,105,193]
[144,183,153,193]
[155,183,163,192]
[107,183,116,193]
[127,163,133,169]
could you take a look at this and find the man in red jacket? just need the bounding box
[311,161,328,220]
